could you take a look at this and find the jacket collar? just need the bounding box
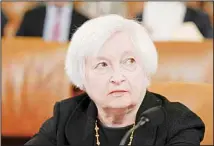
[65,90,163,145]
[183,7,194,22]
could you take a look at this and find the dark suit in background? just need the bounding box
[136,7,213,38]
[1,10,8,36]
[24,91,205,145]
[16,5,89,40]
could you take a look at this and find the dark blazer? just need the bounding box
[16,5,89,40]
[1,10,8,36]
[136,7,213,38]
[25,91,205,145]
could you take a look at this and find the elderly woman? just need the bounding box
[25,15,205,145]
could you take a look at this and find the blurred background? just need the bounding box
[1,1,213,146]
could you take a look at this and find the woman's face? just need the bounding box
[84,32,149,110]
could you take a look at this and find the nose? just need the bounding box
[109,69,126,85]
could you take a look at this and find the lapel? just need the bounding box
[183,7,193,22]
[32,5,46,37]
[133,91,163,145]
[65,96,97,145]
[68,9,89,40]
[65,91,163,145]
[69,9,78,40]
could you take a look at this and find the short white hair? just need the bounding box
[65,14,158,90]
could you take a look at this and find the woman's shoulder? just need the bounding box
[151,91,194,115]
[151,92,205,143]
[151,92,205,137]
[151,91,204,128]
[57,93,91,112]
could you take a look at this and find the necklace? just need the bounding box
[94,120,135,146]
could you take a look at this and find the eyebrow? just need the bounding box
[96,56,110,61]
[95,51,135,61]
[122,51,134,56]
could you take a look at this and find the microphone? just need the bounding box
[119,106,165,146]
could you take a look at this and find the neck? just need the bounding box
[97,102,142,128]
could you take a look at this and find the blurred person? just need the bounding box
[25,14,204,145]
[135,2,213,40]
[201,2,213,26]
[16,2,89,42]
[1,10,8,36]
[80,2,127,18]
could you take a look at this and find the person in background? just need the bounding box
[1,10,8,37]
[201,2,213,27]
[80,2,127,18]
[135,2,213,39]
[16,2,89,42]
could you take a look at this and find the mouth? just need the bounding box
[108,90,128,97]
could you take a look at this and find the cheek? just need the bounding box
[84,72,110,100]
[87,72,109,87]
[127,69,149,93]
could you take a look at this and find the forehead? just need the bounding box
[97,31,136,57]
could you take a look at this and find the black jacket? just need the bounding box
[25,91,205,145]
[135,7,213,38]
[16,5,89,40]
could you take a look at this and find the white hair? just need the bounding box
[65,14,158,90]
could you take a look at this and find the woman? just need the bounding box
[25,14,205,145]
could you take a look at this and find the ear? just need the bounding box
[81,85,86,91]
[81,78,87,91]
[145,77,151,87]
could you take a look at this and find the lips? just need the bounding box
[108,90,128,97]
[109,90,128,94]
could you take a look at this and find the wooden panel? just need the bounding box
[1,38,213,137]
[153,40,213,84]
[2,37,71,137]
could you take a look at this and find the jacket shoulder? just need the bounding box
[73,9,89,19]
[187,7,209,19]
[151,92,193,114]
[24,5,46,18]
[57,93,90,116]
[151,92,205,143]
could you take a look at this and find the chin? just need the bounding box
[103,103,137,115]
[107,101,135,109]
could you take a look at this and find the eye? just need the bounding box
[125,58,136,65]
[95,62,108,69]
[121,57,137,71]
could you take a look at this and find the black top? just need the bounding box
[97,119,134,146]
[24,91,205,145]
